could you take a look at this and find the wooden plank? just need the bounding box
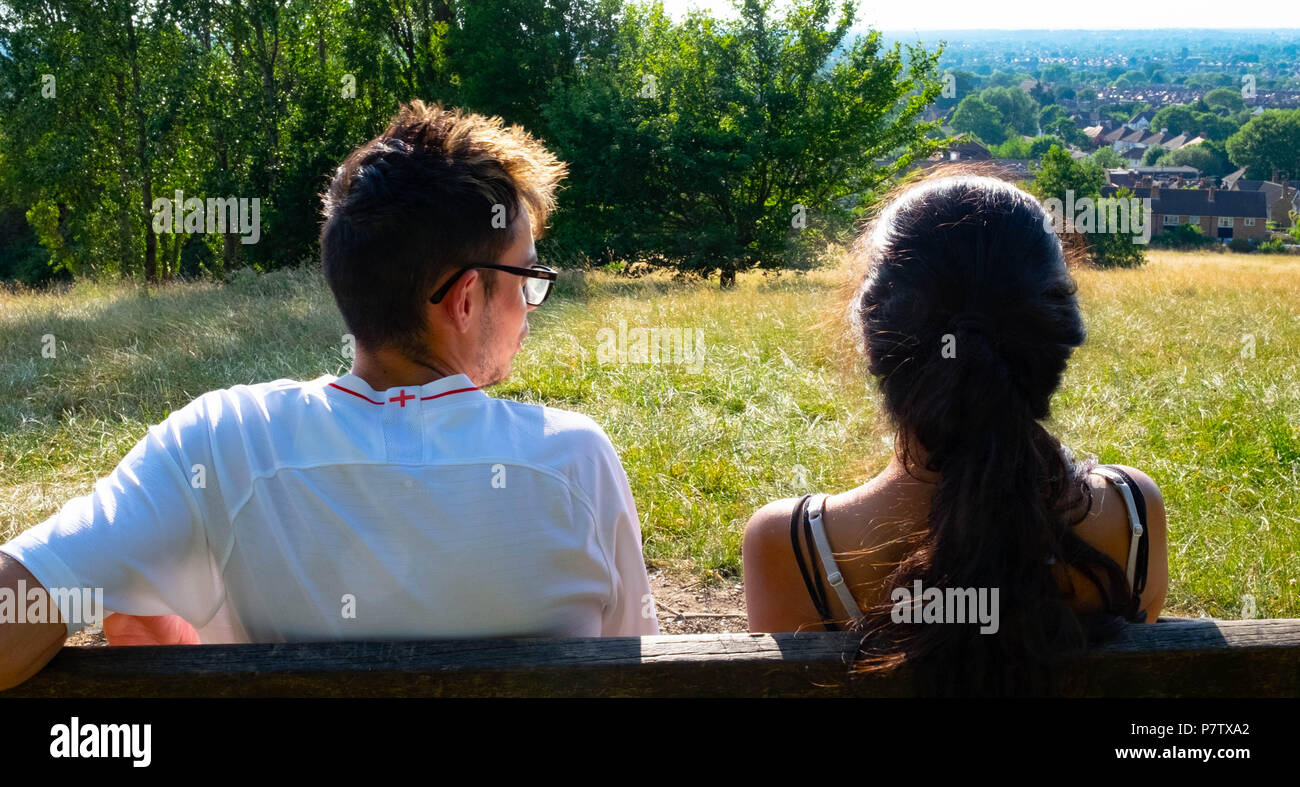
[3,618,1298,698]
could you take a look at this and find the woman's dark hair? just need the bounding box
[846,167,1134,696]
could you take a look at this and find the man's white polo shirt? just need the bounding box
[0,372,659,641]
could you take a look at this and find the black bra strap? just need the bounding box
[789,494,839,631]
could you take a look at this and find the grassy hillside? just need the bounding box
[1,250,1296,618]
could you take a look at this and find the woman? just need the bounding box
[743,169,1169,695]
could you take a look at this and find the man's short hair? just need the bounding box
[320,101,566,358]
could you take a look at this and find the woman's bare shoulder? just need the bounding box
[742,496,805,572]
[1077,463,1169,621]
[1083,464,1167,533]
[742,496,821,632]
[744,497,803,538]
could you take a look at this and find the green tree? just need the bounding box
[1029,135,1066,158]
[1038,64,1071,85]
[1156,140,1234,178]
[985,69,1018,88]
[982,85,1039,136]
[935,69,978,110]
[1038,104,1067,127]
[543,0,949,284]
[344,0,457,101]
[1033,146,1145,268]
[1088,146,1123,169]
[1091,187,1147,268]
[1193,110,1240,142]
[1152,105,1196,135]
[1203,87,1246,115]
[950,94,1008,145]
[988,136,1031,158]
[1044,116,1088,148]
[1226,109,1300,180]
[0,0,202,280]
[452,0,621,134]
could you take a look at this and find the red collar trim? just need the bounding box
[327,382,480,406]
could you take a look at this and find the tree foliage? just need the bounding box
[1226,109,1300,180]
[0,0,948,285]
[542,0,949,284]
[1032,146,1146,269]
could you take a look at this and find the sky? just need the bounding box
[657,0,1300,31]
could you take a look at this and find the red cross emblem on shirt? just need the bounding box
[389,390,415,407]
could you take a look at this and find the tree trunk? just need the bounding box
[141,179,157,282]
[126,13,156,282]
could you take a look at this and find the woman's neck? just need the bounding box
[883,429,940,485]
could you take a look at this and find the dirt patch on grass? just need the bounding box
[66,627,107,646]
[649,568,747,634]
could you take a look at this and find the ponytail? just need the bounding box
[847,169,1134,696]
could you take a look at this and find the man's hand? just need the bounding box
[103,613,200,645]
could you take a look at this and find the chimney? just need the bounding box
[1151,181,1160,200]
[1208,185,1215,203]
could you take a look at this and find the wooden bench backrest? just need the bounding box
[5,618,1297,697]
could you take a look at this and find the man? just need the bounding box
[0,101,658,690]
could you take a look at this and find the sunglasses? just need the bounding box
[428,263,559,307]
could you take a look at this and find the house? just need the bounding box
[1082,123,1111,149]
[1122,145,1147,165]
[1160,133,1190,151]
[1106,166,1202,190]
[1101,182,1269,242]
[1136,165,1201,181]
[1276,182,1299,228]
[1125,109,1156,131]
[1142,130,1169,148]
[1106,169,1139,189]
[1232,178,1299,227]
[1221,167,1249,190]
[934,139,992,163]
[1116,128,1148,153]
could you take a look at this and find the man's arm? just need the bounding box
[103,613,201,645]
[0,395,227,686]
[0,552,68,691]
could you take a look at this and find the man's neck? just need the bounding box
[349,347,464,391]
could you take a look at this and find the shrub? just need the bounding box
[1151,223,1215,249]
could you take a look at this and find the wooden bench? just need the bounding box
[4,617,1297,697]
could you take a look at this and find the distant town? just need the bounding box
[902,29,1300,248]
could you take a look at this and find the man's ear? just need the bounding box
[436,269,481,334]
